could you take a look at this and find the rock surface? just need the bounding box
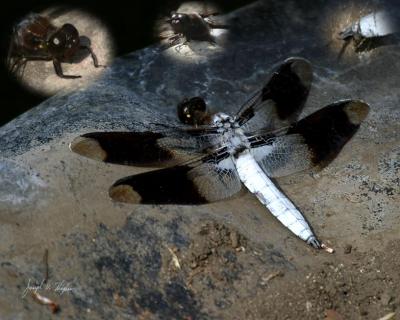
[0,1,400,319]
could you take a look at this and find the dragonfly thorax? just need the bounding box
[211,112,240,130]
[210,112,250,154]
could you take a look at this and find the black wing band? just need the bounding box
[236,57,313,132]
[109,148,242,205]
[287,99,369,167]
[70,125,222,168]
[72,132,175,166]
[250,100,369,178]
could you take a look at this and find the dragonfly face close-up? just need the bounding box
[8,12,101,79]
[70,57,369,252]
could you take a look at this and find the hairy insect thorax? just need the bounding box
[13,14,80,60]
[211,113,250,155]
[14,15,55,54]
[169,12,211,41]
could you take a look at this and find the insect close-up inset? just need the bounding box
[8,13,101,79]
[70,57,369,252]
[338,10,398,56]
[162,11,228,46]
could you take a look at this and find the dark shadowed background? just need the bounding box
[0,0,252,126]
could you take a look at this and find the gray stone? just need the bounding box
[0,159,46,211]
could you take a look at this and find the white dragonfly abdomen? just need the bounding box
[358,11,396,38]
[234,150,320,248]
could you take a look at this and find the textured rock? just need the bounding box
[0,1,400,319]
[0,159,46,211]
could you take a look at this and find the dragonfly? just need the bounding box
[70,57,369,252]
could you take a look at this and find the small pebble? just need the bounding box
[229,231,239,248]
[344,244,352,254]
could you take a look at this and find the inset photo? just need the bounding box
[6,7,115,96]
[322,2,399,61]
[156,1,229,61]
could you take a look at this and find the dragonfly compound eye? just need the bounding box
[177,97,207,125]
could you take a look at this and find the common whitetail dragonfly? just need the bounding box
[70,57,369,251]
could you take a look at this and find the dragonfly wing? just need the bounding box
[237,57,313,132]
[109,149,242,204]
[250,100,370,177]
[70,126,221,168]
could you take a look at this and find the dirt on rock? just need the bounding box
[251,240,400,320]
[160,224,400,320]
